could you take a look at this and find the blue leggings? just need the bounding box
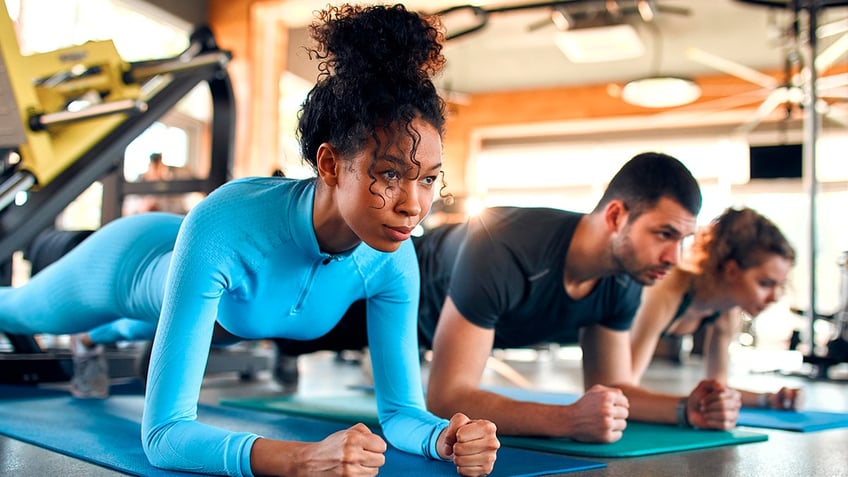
[0,213,180,337]
[89,319,157,344]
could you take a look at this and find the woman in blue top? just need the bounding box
[0,4,499,476]
[630,207,801,411]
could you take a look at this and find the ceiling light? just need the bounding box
[621,76,701,108]
[554,24,644,63]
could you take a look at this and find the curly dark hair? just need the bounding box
[688,207,795,276]
[297,4,447,199]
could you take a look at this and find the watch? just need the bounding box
[676,397,692,428]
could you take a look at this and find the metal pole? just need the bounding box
[0,170,35,212]
[801,0,821,355]
[31,100,147,130]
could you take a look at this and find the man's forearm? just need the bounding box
[428,387,574,437]
[615,383,682,425]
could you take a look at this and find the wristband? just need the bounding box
[676,397,691,428]
[758,393,772,408]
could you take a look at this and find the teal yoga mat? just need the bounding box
[223,393,383,425]
[484,385,848,433]
[0,385,602,477]
[477,387,769,456]
[498,423,767,457]
[221,387,768,458]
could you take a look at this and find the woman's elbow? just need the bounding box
[142,424,170,468]
[141,421,189,470]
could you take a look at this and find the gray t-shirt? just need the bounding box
[415,207,642,349]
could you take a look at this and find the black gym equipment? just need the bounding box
[790,251,848,379]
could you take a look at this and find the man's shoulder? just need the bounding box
[483,206,580,221]
[473,207,581,238]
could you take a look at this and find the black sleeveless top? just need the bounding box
[662,289,720,337]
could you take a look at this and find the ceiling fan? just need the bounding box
[433,0,691,41]
[524,0,690,33]
[654,2,848,133]
[433,1,693,105]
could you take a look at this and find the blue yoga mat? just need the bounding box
[485,386,848,433]
[0,385,604,477]
[738,408,848,432]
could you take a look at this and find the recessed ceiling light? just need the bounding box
[554,24,645,63]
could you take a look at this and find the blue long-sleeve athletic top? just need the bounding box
[140,177,448,475]
[0,176,447,476]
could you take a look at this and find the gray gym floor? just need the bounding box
[1,345,846,477]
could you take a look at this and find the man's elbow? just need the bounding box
[426,383,474,418]
[426,389,454,418]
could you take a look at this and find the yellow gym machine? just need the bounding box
[0,2,275,385]
[0,0,234,259]
[0,4,144,205]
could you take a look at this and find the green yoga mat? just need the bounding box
[221,391,769,458]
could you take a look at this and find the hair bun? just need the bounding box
[311,4,445,83]
[297,4,447,170]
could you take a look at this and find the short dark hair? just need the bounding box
[594,152,702,219]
